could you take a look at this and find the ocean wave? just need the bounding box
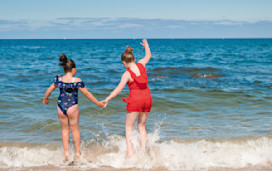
[152,67,220,75]
[1,133,272,170]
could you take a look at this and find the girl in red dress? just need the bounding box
[104,39,152,158]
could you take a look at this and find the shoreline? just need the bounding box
[2,165,272,171]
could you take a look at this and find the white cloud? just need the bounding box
[214,21,244,26]
[119,23,143,29]
[167,25,185,29]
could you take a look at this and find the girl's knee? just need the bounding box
[70,124,79,132]
[62,127,69,132]
[137,122,145,128]
[62,125,70,130]
[126,125,133,131]
[126,125,133,130]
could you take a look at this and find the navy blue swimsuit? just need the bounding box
[53,75,85,115]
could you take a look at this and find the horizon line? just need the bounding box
[1,38,272,40]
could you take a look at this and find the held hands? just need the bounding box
[99,98,110,108]
[140,39,149,49]
[98,101,108,108]
[43,99,49,105]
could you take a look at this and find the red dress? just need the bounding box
[122,63,152,112]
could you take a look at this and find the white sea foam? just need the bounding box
[1,129,272,170]
[0,144,63,168]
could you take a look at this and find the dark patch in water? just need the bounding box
[108,70,120,73]
[191,73,223,78]
[31,46,44,49]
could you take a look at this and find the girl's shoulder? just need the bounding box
[74,77,85,88]
[74,77,83,83]
[123,70,131,77]
[122,71,133,82]
[53,75,61,83]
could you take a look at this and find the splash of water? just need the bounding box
[1,125,272,170]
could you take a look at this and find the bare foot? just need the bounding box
[126,142,134,159]
[141,145,146,152]
[64,155,69,161]
[126,152,133,159]
[74,151,81,160]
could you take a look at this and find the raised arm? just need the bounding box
[105,71,130,102]
[43,83,58,104]
[79,87,105,108]
[138,39,151,66]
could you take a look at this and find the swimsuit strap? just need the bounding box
[128,63,144,78]
[72,77,75,83]
[136,63,145,74]
[127,69,137,79]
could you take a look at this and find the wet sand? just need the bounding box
[2,165,272,171]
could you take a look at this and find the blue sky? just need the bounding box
[0,0,271,38]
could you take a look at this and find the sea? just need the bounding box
[0,39,272,171]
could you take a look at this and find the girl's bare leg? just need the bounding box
[126,112,139,158]
[57,106,70,161]
[66,104,81,158]
[138,112,149,151]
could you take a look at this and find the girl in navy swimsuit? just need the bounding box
[43,54,106,161]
